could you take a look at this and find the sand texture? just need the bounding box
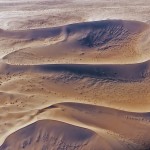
[0,0,150,150]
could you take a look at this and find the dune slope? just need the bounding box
[0,60,150,111]
[1,20,150,64]
[1,102,150,150]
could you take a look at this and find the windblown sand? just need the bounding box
[0,0,150,150]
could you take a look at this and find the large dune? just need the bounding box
[1,20,150,64]
[0,60,150,112]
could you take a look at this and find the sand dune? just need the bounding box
[0,120,102,150]
[1,102,150,150]
[1,20,150,64]
[0,60,150,112]
[1,60,150,81]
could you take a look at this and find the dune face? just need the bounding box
[1,103,150,150]
[0,0,150,150]
[1,20,150,64]
[0,120,98,150]
[0,61,150,112]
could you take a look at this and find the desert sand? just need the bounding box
[0,0,150,150]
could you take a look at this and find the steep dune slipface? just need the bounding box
[1,20,150,64]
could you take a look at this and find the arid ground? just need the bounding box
[0,0,150,150]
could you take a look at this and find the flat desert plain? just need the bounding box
[0,0,150,150]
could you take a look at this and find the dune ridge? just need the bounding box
[0,20,149,64]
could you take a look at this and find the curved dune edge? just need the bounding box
[0,19,150,65]
[0,102,150,150]
[0,60,150,112]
